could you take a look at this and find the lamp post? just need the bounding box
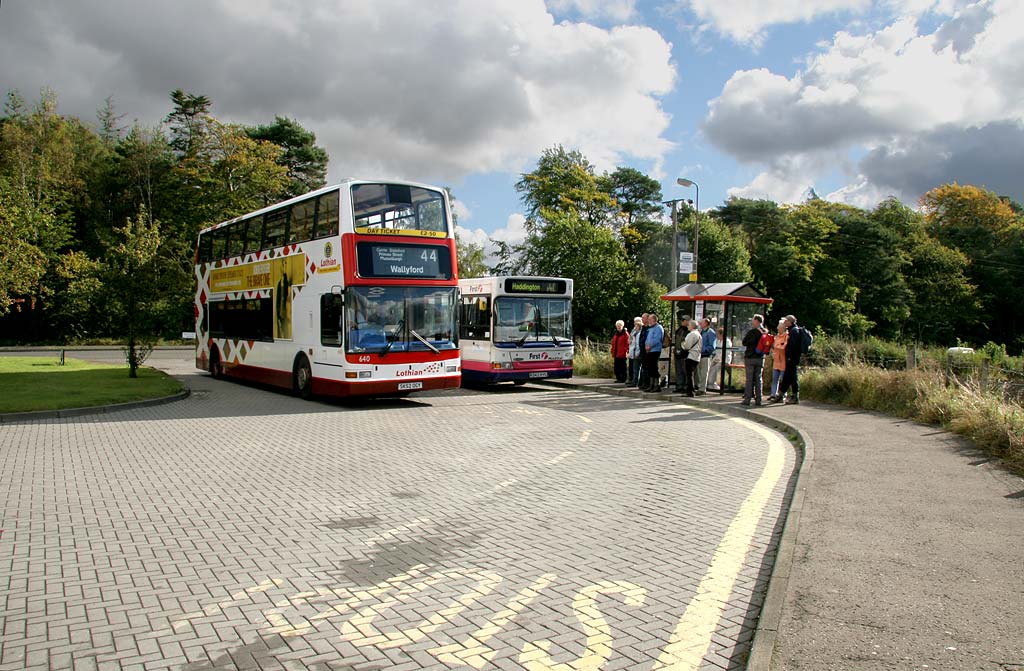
[677,178,699,281]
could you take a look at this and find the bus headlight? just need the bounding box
[563,359,573,367]
[446,365,458,373]
[492,362,514,370]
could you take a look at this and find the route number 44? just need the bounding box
[420,249,438,262]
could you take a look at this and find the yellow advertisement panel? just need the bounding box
[209,255,306,339]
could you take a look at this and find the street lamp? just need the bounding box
[676,178,699,281]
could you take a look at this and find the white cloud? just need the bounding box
[705,0,1024,204]
[687,0,871,46]
[546,0,639,23]
[0,0,675,184]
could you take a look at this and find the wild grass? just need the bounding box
[573,338,614,379]
[801,363,1024,476]
[0,356,182,413]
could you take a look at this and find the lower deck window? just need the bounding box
[209,297,274,341]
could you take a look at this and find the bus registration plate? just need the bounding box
[529,372,548,378]
[398,381,423,390]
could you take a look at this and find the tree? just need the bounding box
[0,177,47,317]
[494,208,648,337]
[922,183,1023,348]
[246,116,328,199]
[455,233,489,278]
[104,205,164,377]
[602,166,662,229]
[515,145,617,227]
[165,89,212,156]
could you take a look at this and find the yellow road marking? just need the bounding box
[579,429,592,443]
[653,414,787,670]
[520,580,647,671]
[576,414,592,423]
[433,573,557,669]
[545,450,574,465]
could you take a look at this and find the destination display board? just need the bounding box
[356,242,452,279]
[504,278,567,295]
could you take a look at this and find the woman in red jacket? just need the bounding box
[611,319,630,383]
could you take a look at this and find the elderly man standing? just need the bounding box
[696,317,716,395]
[741,314,767,406]
[642,313,665,393]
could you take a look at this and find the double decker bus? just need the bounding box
[194,179,460,398]
[458,276,573,385]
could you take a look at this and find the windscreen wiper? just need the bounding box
[380,319,404,357]
[409,328,440,354]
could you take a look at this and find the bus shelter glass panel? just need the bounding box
[719,301,764,392]
[345,286,458,353]
[492,297,572,346]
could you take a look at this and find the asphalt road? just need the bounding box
[0,350,797,670]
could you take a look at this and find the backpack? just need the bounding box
[798,326,814,353]
[756,331,774,355]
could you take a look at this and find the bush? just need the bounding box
[801,364,1024,476]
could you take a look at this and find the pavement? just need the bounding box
[547,377,1024,671]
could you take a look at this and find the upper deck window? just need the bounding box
[352,183,447,235]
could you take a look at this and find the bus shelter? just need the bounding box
[661,282,772,393]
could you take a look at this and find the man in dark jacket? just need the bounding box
[741,314,766,406]
[771,314,803,404]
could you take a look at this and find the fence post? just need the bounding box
[906,344,916,370]
[944,358,951,388]
[980,359,989,394]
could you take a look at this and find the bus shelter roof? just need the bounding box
[661,282,772,304]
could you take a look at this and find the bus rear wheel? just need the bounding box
[210,349,224,380]
[513,379,527,386]
[294,356,313,400]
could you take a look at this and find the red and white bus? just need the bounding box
[458,276,573,385]
[194,180,460,398]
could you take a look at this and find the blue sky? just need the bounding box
[3,0,1022,255]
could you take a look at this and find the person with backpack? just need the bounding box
[741,314,768,406]
[767,318,789,402]
[772,314,808,404]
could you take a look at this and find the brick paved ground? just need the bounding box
[0,362,796,670]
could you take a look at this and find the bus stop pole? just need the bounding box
[669,200,678,389]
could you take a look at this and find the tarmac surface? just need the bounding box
[552,377,1024,671]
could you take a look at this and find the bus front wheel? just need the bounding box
[294,356,313,400]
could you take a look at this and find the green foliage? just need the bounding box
[0,177,48,315]
[245,116,328,199]
[103,205,165,377]
[455,234,489,278]
[515,145,617,226]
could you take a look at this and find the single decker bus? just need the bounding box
[194,179,460,398]
[458,276,573,385]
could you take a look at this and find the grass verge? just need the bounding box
[0,356,182,414]
[801,364,1024,476]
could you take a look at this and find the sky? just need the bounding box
[2,0,1022,258]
